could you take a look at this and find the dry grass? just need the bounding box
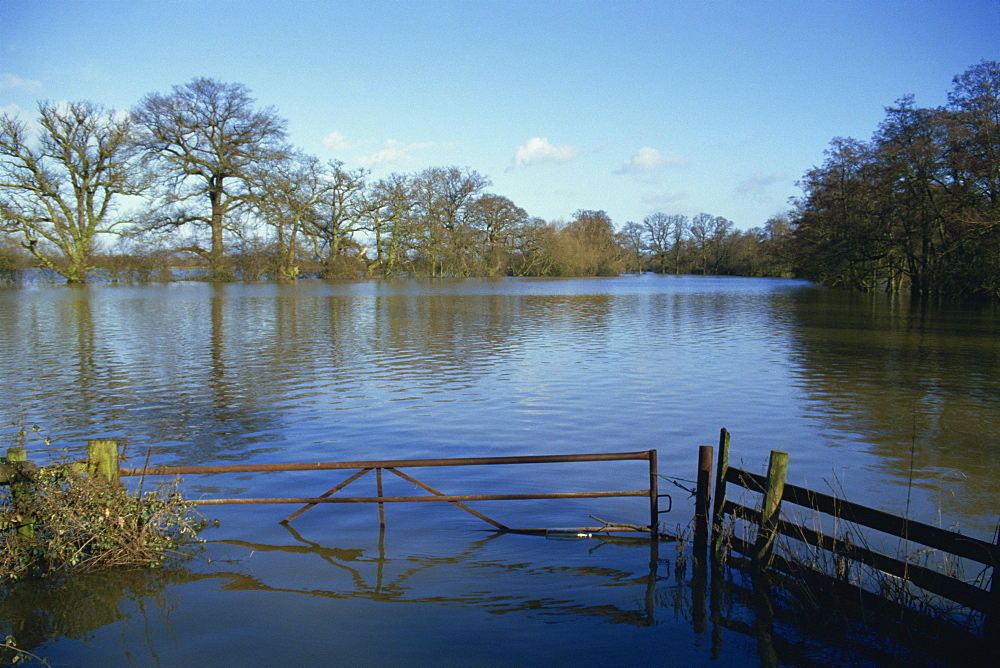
[711,478,991,648]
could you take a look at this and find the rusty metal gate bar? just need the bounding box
[383,467,509,531]
[120,450,659,537]
[120,451,653,475]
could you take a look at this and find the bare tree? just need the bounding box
[619,221,646,273]
[709,215,735,273]
[466,193,528,275]
[0,102,146,283]
[412,166,490,276]
[668,214,688,274]
[643,212,672,273]
[689,213,713,274]
[509,217,556,276]
[362,173,420,277]
[308,160,369,277]
[947,60,1000,211]
[249,152,328,280]
[133,78,288,280]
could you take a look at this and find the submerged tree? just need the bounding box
[643,212,672,274]
[942,60,1000,296]
[791,61,1000,298]
[248,152,328,280]
[133,78,288,280]
[411,166,491,276]
[0,102,146,283]
[618,220,647,274]
[466,193,529,275]
[361,172,420,277]
[306,160,369,277]
[551,209,624,276]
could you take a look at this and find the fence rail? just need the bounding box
[4,443,663,537]
[704,428,1000,634]
[112,444,663,536]
[119,450,655,476]
[725,467,1000,566]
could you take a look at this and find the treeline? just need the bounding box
[788,61,1000,299]
[1,77,791,284]
[8,65,993,294]
[622,212,793,278]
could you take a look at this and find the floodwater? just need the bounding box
[1,275,997,665]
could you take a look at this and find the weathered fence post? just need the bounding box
[692,447,714,633]
[6,447,34,537]
[752,450,788,570]
[987,528,1000,641]
[87,439,121,484]
[694,445,713,553]
[1,447,28,482]
[711,428,730,559]
[649,449,659,541]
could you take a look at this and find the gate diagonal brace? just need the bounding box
[281,468,373,524]
[386,467,509,531]
[124,450,658,534]
[280,466,510,531]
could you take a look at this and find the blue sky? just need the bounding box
[2,0,998,231]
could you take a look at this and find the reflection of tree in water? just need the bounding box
[112,283,289,466]
[0,284,286,466]
[784,288,1000,530]
[0,287,112,448]
[0,566,201,663]
[368,292,607,381]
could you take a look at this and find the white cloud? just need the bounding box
[513,137,577,167]
[356,139,445,168]
[322,131,352,152]
[0,104,41,136]
[617,147,689,174]
[0,73,41,92]
[734,171,786,199]
[642,191,689,209]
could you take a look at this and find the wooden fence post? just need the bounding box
[4,447,27,471]
[694,445,713,553]
[87,439,120,484]
[711,428,730,559]
[987,528,1000,641]
[6,447,34,537]
[752,450,789,570]
[649,449,659,541]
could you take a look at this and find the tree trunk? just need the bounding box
[209,181,226,280]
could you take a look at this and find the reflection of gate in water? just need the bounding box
[209,522,662,626]
[120,449,663,537]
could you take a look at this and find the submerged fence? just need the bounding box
[3,441,664,536]
[106,444,664,537]
[695,428,1000,638]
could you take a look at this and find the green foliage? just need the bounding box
[0,458,207,584]
[1,634,45,665]
[790,61,1000,299]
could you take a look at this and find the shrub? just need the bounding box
[1,459,208,584]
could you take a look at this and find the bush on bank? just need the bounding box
[0,458,208,585]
